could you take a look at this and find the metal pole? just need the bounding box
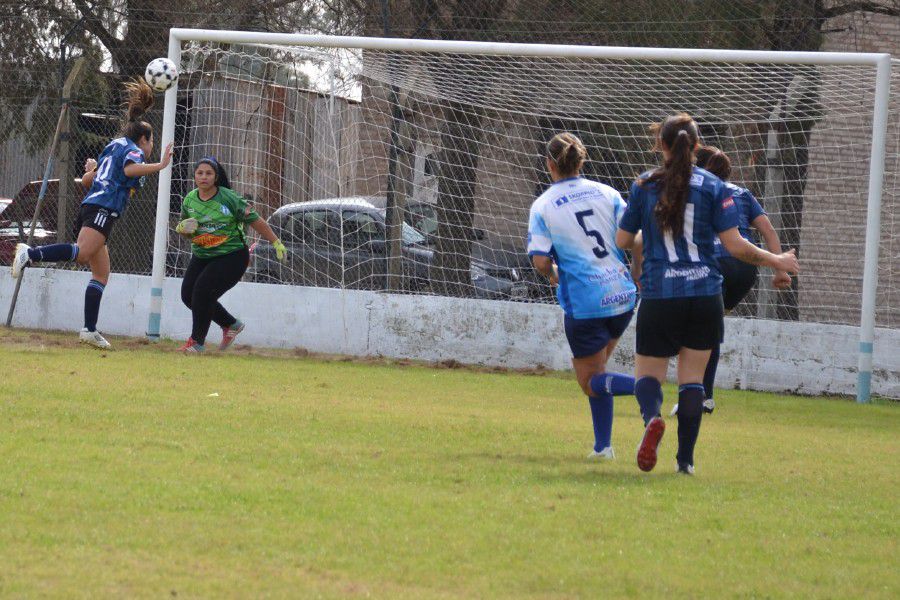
[856,55,891,403]
[146,33,180,340]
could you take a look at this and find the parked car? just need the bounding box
[367,197,554,301]
[0,180,66,265]
[248,197,530,299]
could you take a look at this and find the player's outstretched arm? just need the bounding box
[123,142,173,178]
[249,219,287,263]
[752,215,792,288]
[719,227,799,275]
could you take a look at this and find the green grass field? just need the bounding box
[0,328,896,598]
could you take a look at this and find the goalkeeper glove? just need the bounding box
[176,217,199,235]
[273,239,287,263]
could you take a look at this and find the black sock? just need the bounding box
[703,343,720,400]
[84,279,105,332]
[676,384,705,466]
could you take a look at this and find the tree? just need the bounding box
[3,1,334,272]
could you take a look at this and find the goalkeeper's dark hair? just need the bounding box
[638,113,700,238]
[195,156,231,190]
[547,132,587,178]
[120,78,155,143]
[695,145,732,181]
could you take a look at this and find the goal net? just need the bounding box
[155,33,896,396]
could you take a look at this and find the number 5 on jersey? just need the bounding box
[575,209,608,259]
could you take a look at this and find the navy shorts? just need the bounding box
[564,310,634,359]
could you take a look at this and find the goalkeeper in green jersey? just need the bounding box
[175,157,286,353]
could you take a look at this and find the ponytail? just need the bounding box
[547,132,587,178]
[639,113,700,238]
[120,78,155,143]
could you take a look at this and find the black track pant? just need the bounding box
[181,247,249,345]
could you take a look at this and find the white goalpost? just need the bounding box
[147,29,893,401]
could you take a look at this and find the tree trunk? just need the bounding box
[431,100,482,297]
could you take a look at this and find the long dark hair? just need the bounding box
[119,78,155,143]
[194,156,231,190]
[639,113,700,237]
[547,132,587,178]
[695,145,732,181]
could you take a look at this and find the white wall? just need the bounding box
[3,269,898,398]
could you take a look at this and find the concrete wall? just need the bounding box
[2,268,898,398]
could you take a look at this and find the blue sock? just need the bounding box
[28,243,79,263]
[84,279,105,332]
[634,376,663,426]
[590,372,636,396]
[703,343,720,400]
[588,393,614,452]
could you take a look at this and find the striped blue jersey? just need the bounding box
[82,137,146,214]
[527,177,637,319]
[620,166,739,299]
[713,183,765,258]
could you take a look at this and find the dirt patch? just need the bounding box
[0,326,569,378]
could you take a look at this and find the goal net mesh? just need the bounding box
[165,41,896,331]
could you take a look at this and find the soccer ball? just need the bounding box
[144,58,178,93]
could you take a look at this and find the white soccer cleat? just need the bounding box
[677,463,695,475]
[79,328,111,349]
[588,446,616,461]
[11,243,31,279]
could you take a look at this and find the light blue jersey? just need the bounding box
[527,177,637,319]
[82,137,145,214]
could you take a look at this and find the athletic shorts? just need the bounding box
[564,310,634,359]
[719,256,758,311]
[636,295,724,357]
[76,203,119,241]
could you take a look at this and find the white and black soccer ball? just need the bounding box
[144,58,178,93]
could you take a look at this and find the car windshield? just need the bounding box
[0,220,45,235]
[406,204,438,237]
[401,221,426,245]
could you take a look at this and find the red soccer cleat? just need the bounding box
[637,416,666,472]
[179,338,205,353]
[219,320,245,351]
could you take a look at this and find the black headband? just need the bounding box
[195,156,219,170]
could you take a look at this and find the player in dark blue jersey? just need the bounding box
[690,146,791,414]
[616,113,799,475]
[12,79,173,348]
[528,133,638,461]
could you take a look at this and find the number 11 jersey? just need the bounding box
[527,176,637,319]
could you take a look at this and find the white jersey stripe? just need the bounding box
[663,232,679,262]
[684,203,700,262]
